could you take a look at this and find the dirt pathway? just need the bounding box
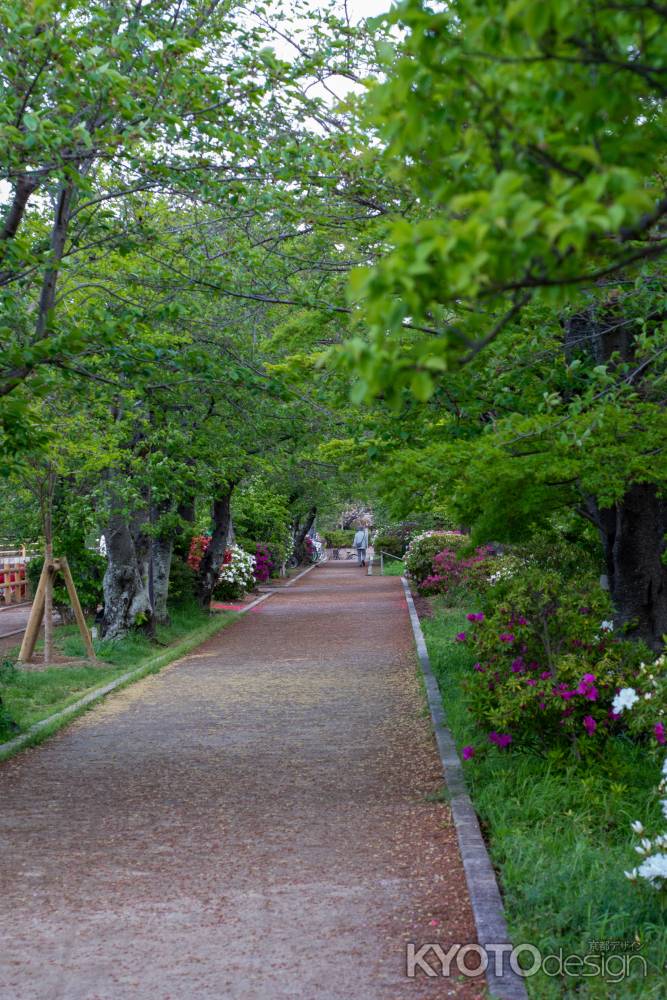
[0,563,483,1000]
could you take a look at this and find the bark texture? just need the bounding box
[586,489,667,650]
[196,484,235,608]
[152,536,173,625]
[101,513,154,640]
[292,506,316,565]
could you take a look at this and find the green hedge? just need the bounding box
[322,529,355,548]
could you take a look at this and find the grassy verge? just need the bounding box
[0,604,237,755]
[421,599,667,999]
[381,557,405,576]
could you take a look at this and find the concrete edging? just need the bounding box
[0,562,321,760]
[400,576,529,1000]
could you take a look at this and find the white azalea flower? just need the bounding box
[612,688,639,714]
[637,853,667,888]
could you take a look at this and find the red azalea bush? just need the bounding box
[187,535,210,572]
[460,566,653,753]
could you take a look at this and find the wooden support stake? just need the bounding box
[60,555,97,662]
[18,560,48,662]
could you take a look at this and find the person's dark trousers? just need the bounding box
[357,548,366,566]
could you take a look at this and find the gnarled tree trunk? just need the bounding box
[101,512,154,640]
[196,483,235,609]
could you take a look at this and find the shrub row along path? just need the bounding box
[0,562,483,1000]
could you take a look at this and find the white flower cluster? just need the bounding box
[625,757,667,890]
[612,687,640,714]
[405,530,462,555]
[487,553,527,586]
[623,663,667,892]
[217,545,256,592]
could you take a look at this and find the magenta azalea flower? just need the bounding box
[655,722,666,745]
[462,746,475,760]
[473,662,485,673]
[576,675,599,701]
[455,632,467,642]
[488,731,512,749]
[583,715,597,736]
[499,633,515,643]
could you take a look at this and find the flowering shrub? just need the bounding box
[213,545,256,601]
[420,545,494,599]
[253,544,275,583]
[187,535,210,572]
[626,757,667,892]
[487,553,527,586]
[460,566,652,753]
[404,530,468,584]
[610,655,667,744]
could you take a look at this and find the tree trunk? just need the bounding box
[586,486,667,651]
[196,483,235,609]
[152,536,173,625]
[292,506,316,565]
[567,305,667,650]
[101,513,154,640]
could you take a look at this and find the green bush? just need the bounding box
[322,529,355,548]
[404,530,469,583]
[168,556,197,606]
[372,532,404,557]
[233,482,291,566]
[28,547,105,616]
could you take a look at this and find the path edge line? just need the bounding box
[400,576,529,1000]
[0,562,321,762]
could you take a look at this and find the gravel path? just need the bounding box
[0,563,484,1000]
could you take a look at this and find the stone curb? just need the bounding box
[400,577,529,1000]
[0,563,321,760]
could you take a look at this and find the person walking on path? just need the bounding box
[353,526,368,566]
